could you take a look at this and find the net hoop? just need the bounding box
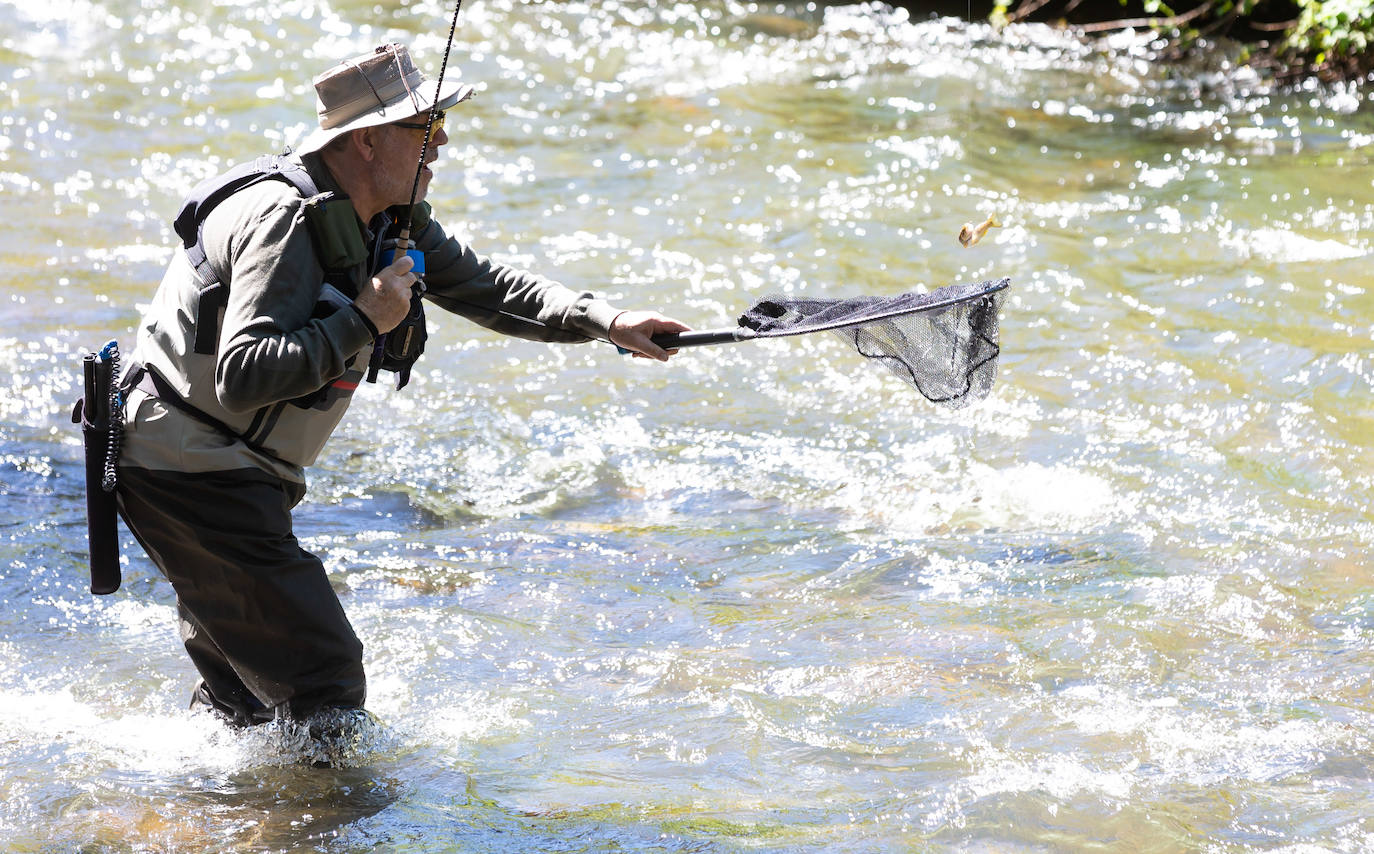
[743,277,1009,338]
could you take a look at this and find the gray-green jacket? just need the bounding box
[120,154,622,483]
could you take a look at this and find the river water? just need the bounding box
[2,0,1372,850]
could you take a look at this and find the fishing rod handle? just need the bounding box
[380,236,425,276]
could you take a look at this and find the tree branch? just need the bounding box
[1074,2,1212,33]
[1007,0,1060,24]
[1248,17,1299,32]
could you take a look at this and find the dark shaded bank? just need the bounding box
[891,0,1374,82]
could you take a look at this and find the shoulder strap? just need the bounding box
[173,154,322,354]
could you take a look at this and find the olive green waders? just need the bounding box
[116,466,366,724]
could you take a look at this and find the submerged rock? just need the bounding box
[734,13,818,40]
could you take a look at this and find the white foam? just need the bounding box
[1221,227,1366,263]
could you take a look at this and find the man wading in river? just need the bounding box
[113,44,688,726]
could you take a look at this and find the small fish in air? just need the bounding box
[958,213,1001,248]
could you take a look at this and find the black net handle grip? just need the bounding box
[650,328,755,348]
[616,327,752,355]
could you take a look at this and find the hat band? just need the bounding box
[318,69,428,130]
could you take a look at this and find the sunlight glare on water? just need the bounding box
[1,0,1372,850]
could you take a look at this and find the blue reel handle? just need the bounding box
[380,244,426,276]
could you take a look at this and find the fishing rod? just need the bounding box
[369,0,465,387]
[395,0,465,258]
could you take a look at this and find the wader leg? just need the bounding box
[180,602,270,725]
[116,466,367,722]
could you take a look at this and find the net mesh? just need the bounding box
[738,278,1007,409]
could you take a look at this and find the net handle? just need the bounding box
[649,328,755,348]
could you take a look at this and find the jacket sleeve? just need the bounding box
[412,212,622,343]
[206,183,375,414]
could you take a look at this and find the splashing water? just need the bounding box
[1,0,1372,850]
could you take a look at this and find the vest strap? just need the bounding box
[173,155,325,354]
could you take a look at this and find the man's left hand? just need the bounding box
[609,311,692,361]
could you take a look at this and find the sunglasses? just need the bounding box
[393,110,446,143]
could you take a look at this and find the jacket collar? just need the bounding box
[296,152,392,240]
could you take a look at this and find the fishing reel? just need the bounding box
[365,237,428,390]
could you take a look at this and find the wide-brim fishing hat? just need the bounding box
[295,42,474,155]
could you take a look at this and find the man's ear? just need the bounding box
[350,126,382,162]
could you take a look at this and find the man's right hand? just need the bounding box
[354,253,418,334]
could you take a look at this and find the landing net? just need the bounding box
[738,278,1008,408]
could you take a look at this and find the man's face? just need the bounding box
[375,117,449,208]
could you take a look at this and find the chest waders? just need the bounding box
[173,154,428,389]
[75,154,427,596]
[135,153,430,440]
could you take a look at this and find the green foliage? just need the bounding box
[1140,0,1176,16]
[990,0,1011,29]
[1289,0,1374,62]
[987,0,1373,79]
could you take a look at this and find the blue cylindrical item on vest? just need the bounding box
[367,240,428,389]
[379,243,425,278]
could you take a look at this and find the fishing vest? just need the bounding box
[175,154,337,354]
[124,154,409,472]
[180,155,428,387]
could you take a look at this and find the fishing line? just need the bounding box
[367,0,465,387]
[399,0,464,246]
